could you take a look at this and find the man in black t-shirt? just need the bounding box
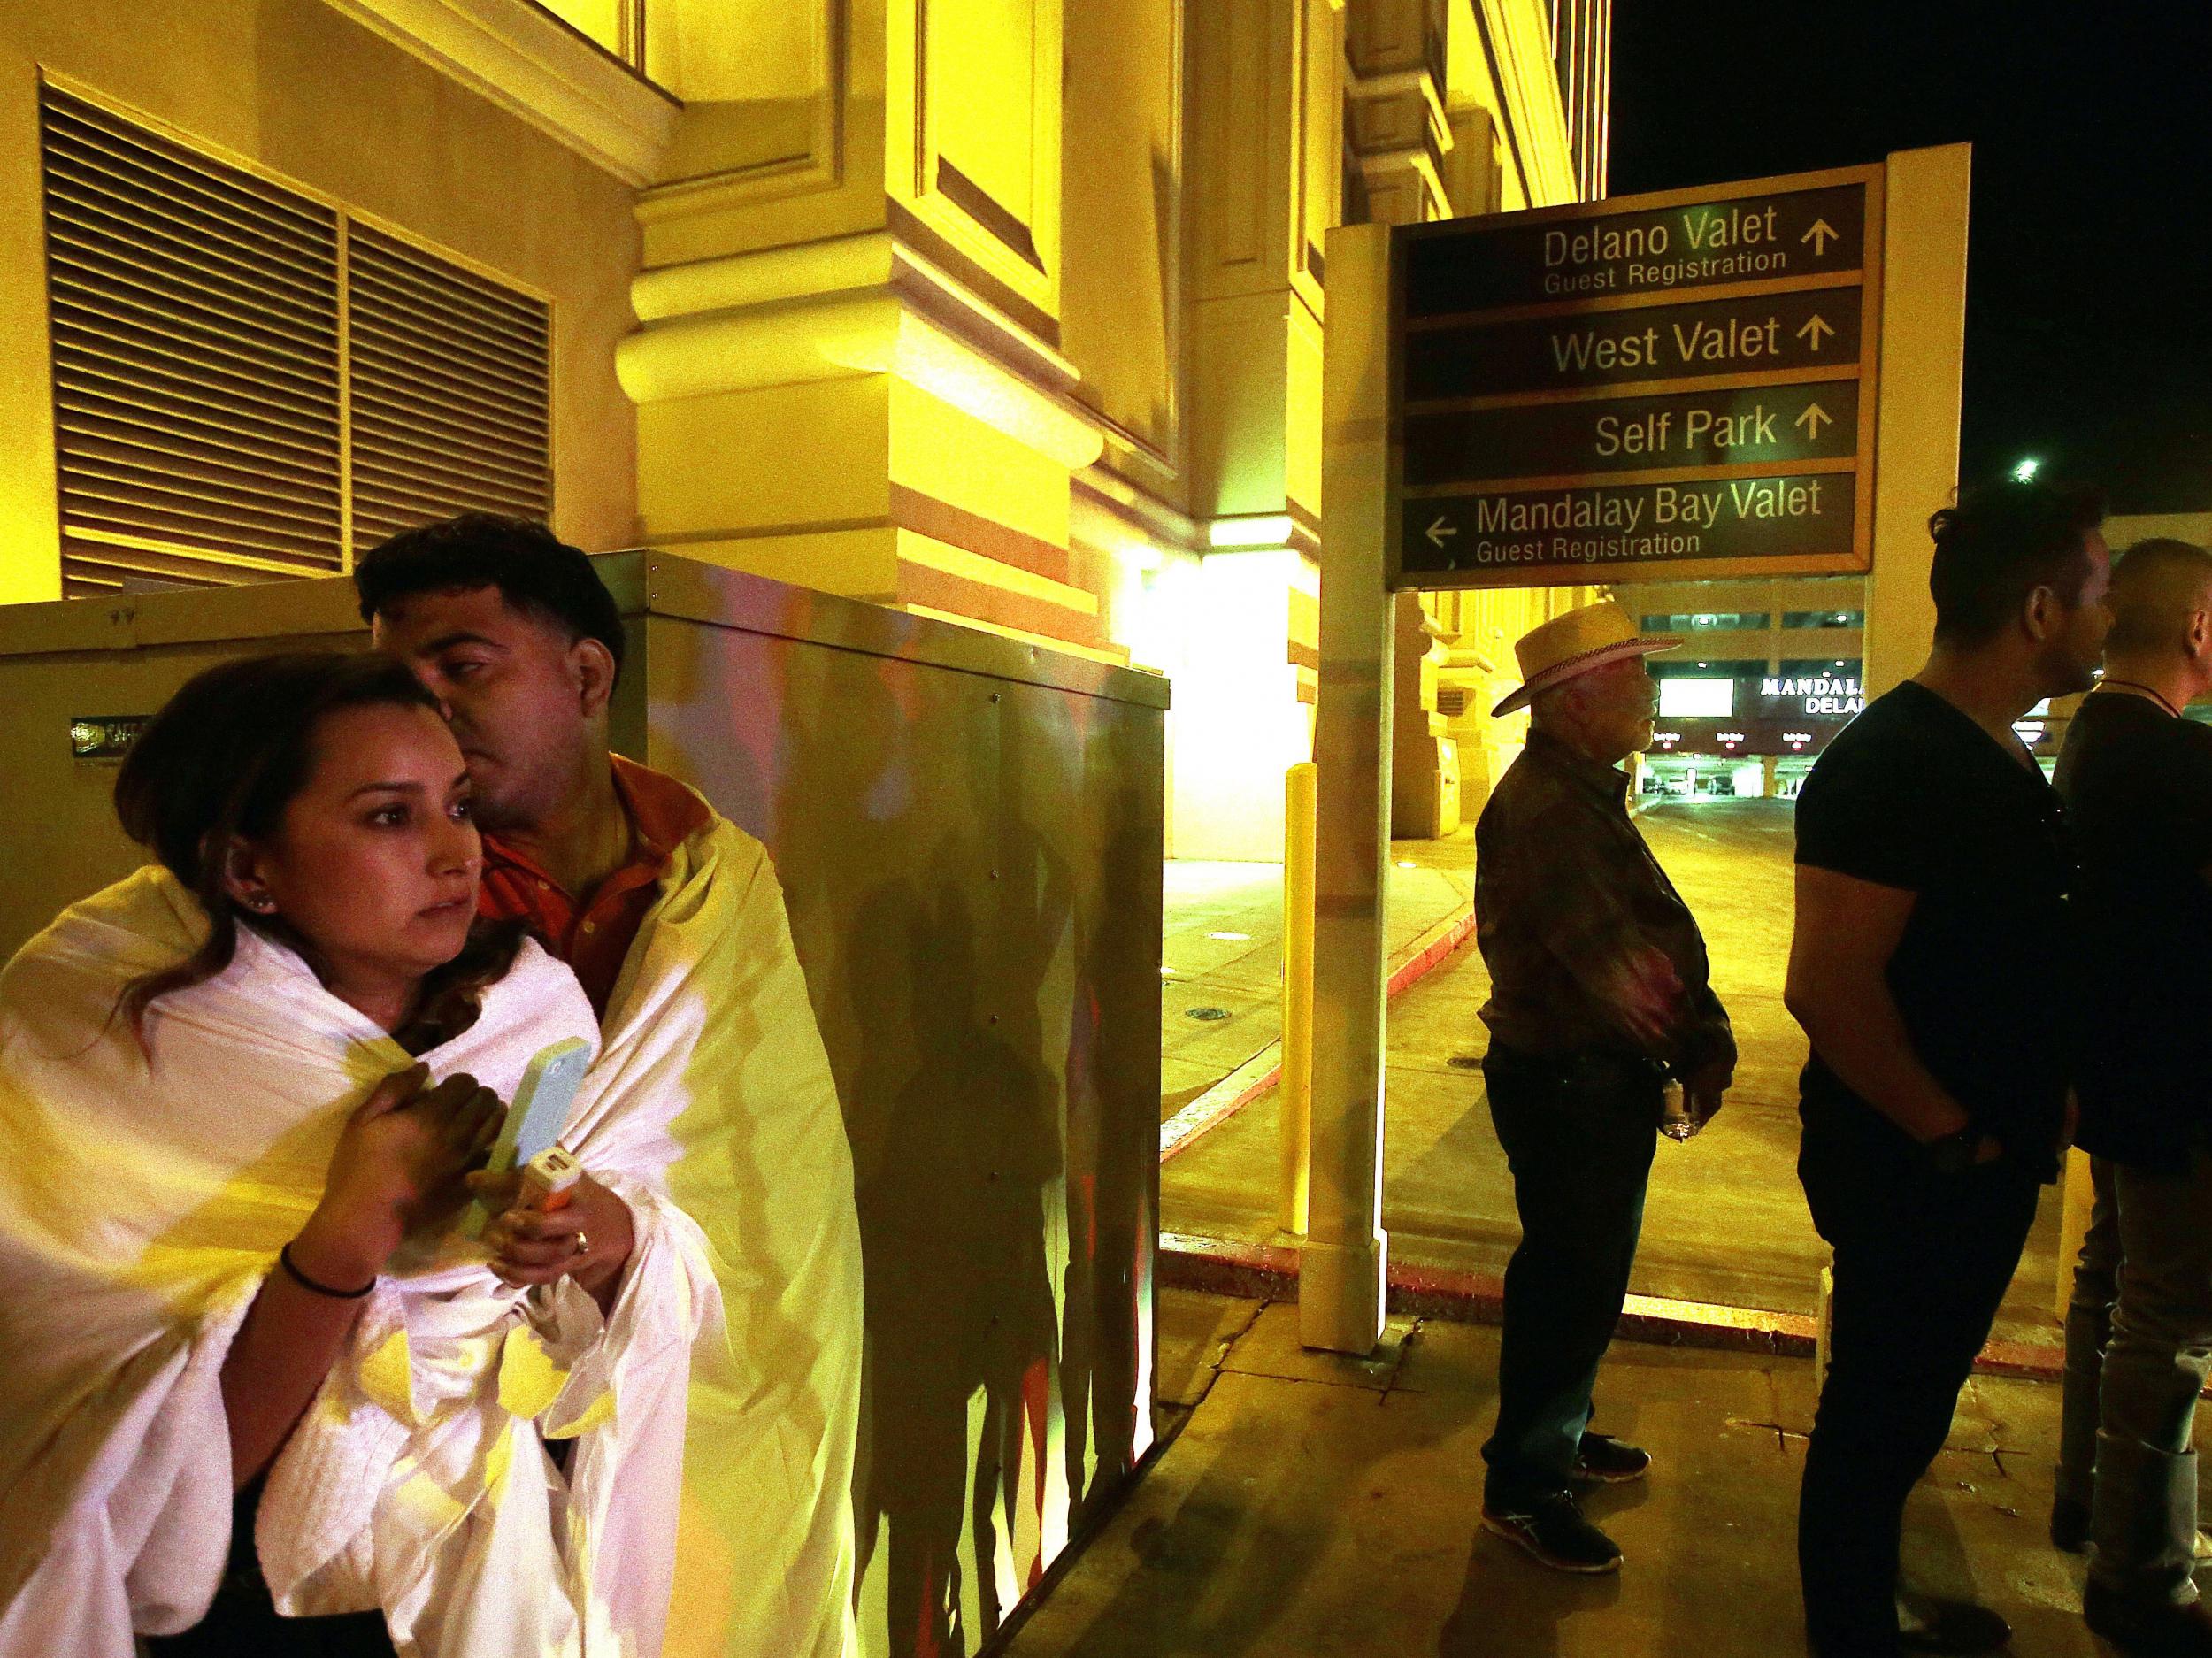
[2053,537,2212,1657]
[1786,480,2111,1658]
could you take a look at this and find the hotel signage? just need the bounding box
[1760,672,1863,718]
[1387,164,1885,591]
[1647,670,1863,758]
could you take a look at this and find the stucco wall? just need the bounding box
[0,0,641,603]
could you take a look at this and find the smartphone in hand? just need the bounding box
[462,1038,591,1238]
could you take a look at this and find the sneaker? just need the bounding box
[1571,1432,1652,1485]
[1480,1491,1624,1574]
[2084,1581,2212,1657]
[2052,1493,2092,1553]
[1897,1593,2009,1654]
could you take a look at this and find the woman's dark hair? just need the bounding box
[353,514,625,683]
[113,650,516,1046]
[1929,477,2108,646]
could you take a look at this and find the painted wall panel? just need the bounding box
[0,554,1164,1658]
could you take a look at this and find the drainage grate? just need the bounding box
[1185,1007,1233,1022]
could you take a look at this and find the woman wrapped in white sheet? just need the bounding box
[0,652,719,1658]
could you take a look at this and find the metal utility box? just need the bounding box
[0,552,1169,1657]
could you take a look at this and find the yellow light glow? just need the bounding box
[1206,514,1294,549]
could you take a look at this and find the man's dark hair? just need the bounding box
[1928,478,2107,647]
[354,514,625,679]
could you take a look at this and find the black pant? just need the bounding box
[143,1478,396,1657]
[1480,1044,1663,1504]
[1797,1132,2041,1657]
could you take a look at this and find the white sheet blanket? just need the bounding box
[0,869,717,1657]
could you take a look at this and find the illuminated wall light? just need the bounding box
[1394,859,1417,869]
[1206,514,1295,549]
[1208,931,1250,942]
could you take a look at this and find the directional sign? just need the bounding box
[1402,183,1869,311]
[1403,382,1859,487]
[1387,163,1883,589]
[1405,472,1855,580]
[1403,288,1863,403]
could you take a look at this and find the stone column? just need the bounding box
[619,0,1123,664]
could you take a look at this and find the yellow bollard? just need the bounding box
[1280,761,1317,1235]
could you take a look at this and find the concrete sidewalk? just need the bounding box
[1160,847,1476,1120]
[1001,1290,2112,1658]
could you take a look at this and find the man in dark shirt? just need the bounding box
[1474,599,1735,1575]
[1787,479,2111,1658]
[2052,537,2212,1657]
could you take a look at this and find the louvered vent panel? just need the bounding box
[40,85,343,597]
[347,224,551,557]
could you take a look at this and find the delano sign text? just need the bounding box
[1387,164,1884,590]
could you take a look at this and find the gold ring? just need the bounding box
[572,1231,590,1258]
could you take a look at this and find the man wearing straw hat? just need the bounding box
[1473,597,1735,1575]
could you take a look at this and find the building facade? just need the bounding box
[0,9,1602,1639]
[1628,573,1867,799]
[0,0,1605,864]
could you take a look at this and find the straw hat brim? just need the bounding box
[1491,635,1678,718]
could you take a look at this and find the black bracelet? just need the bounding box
[279,1241,376,1300]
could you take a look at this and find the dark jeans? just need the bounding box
[1798,1134,2041,1658]
[142,1478,396,1658]
[1480,1043,1662,1505]
[2057,1155,2120,1508]
[2091,1148,2212,1606]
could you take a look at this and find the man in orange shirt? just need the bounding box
[356,515,864,1658]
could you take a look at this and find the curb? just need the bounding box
[1157,1229,2064,1379]
[1160,1046,1283,1161]
[1158,897,1478,1166]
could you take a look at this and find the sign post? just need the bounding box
[1387,164,1886,592]
[1303,222,1394,1356]
[1303,152,1954,1358]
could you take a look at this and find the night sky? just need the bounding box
[1609,1,2212,514]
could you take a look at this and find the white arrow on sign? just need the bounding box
[1796,314,1836,351]
[1425,516,1458,549]
[1794,402,1832,438]
[1801,218,1839,255]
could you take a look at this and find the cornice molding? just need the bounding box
[1469,0,1578,207]
[319,0,679,186]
